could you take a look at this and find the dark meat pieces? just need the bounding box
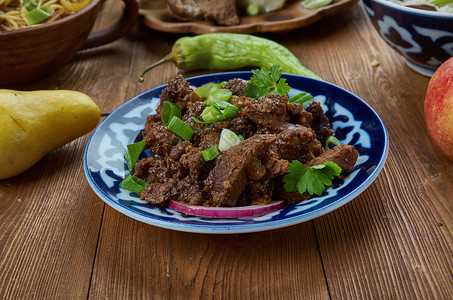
[309,101,334,145]
[134,156,186,184]
[238,180,275,206]
[180,148,206,180]
[166,0,240,26]
[135,74,358,208]
[204,135,288,207]
[286,102,313,128]
[158,74,194,113]
[273,124,324,163]
[308,144,359,172]
[240,94,288,132]
[275,183,312,205]
[141,181,176,206]
[222,79,249,97]
[276,144,359,204]
[143,114,181,157]
[174,177,206,206]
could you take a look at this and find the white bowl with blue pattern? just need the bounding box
[83,72,389,234]
[363,0,453,77]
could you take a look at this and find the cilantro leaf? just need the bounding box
[282,160,306,192]
[283,160,342,196]
[244,65,291,99]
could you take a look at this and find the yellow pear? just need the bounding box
[0,89,100,180]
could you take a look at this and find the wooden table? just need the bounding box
[1,1,452,299]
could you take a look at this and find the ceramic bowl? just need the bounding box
[362,0,453,76]
[0,0,138,86]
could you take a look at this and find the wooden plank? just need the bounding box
[0,2,137,298]
[312,3,453,299]
[0,138,104,298]
[88,207,329,299]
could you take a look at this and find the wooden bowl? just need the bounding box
[0,0,139,85]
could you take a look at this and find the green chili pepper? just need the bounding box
[139,33,321,82]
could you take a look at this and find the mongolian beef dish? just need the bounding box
[122,66,359,211]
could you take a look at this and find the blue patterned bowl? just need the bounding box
[84,72,389,234]
[363,0,453,76]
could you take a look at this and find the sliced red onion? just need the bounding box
[168,200,285,218]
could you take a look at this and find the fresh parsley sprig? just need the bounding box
[244,65,291,99]
[283,160,342,196]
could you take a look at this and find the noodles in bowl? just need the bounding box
[0,0,138,85]
[0,0,91,31]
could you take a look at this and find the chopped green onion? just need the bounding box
[214,101,238,118]
[301,0,333,9]
[119,174,148,195]
[218,129,241,152]
[161,101,181,126]
[168,116,194,141]
[195,83,220,99]
[212,100,232,111]
[201,146,220,161]
[124,139,146,172]
[289,92,313,106]
[194,82,226,99]
[205,89,233,105]
[200,106,222,123]
[25,6,54,24]
[246,3,260,16]
[237,134,245,141]
[192,103,238,124]
[303,99,315,108]
[191,116,211,125]
[23,0,38,11]
[218,104,238,119]
[324,136,341,150]
[430,0,453,5]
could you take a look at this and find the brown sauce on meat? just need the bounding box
[136,75,358,207]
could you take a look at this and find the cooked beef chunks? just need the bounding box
[157,74,193,113]
[308,144,359,172]
[222,79,248,97]
[135,74,358,207]
[204,134,287,207]
[134,156,186,184]
[141,181,176,206]
[180,147,206,180]
[166,0,240,26]
[276,144,359,204]
[275,185,312,205]
[240,94,288,132]
[286,102,313,128]
[239,180,275,206]
[174,177,206,205]
[143,114,181,157]
[308,101,334,145]
[273,124,323,163]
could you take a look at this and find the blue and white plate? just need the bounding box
[84,72,389,234]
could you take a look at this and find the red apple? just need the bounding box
[424,57,453,161]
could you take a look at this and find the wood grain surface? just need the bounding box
[1,0,452,299]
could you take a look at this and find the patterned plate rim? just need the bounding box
[84,72,389,234]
